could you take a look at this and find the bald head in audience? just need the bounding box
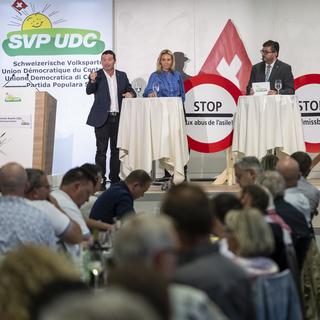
[276,157,300,188]
[0,162,28,197]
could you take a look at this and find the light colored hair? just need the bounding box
[234,156,262,177]
[258,170,286,198]
[0,245,79,320]
[113,213,176,267]
[225,209,274,257]
[156,49,175,73]
[39,288,160,320]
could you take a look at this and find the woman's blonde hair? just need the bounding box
[156,49,175,73]
[225,208,274,257]
[0,245,80,320]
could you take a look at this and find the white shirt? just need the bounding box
[51,190,90,261]
[103,69,119,112]
[80,194,98,219]
[284,187,311,224]
[51,190,90,237]
[26,199,70,238]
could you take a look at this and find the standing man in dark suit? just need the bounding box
[246,40,294,95]
[86,50,136,189]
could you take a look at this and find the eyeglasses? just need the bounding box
[260,50,274,55]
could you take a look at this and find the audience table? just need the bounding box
[232,95,305,159]
[117,97,189,184]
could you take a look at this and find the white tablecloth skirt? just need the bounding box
[117,97,189,184]
[232,95,305,159]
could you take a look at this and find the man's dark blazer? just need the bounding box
[246,59,295,95]
[86,69,135,128]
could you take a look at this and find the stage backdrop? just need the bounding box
[0,0,112,173]
[114,0,320,178]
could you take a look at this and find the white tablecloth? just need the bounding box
[232,95,305,159]
[117,97,189,184]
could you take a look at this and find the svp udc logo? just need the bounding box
[2,0,105,56]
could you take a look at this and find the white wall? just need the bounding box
[114,0,320,178]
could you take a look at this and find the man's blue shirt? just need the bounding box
[89,181,134,224]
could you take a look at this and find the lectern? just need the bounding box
[0,88,56,174]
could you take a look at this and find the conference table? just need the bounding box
[117,97,189,184]
[232,95,305,159]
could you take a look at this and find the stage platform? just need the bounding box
[139,179,320,201]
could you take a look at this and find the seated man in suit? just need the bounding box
[246,40,294,95]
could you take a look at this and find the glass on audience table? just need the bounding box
[98,230,112,249]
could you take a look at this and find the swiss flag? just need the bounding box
[11,0,28,13]
[199,19,252,95]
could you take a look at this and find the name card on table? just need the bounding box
[252,82,270,96]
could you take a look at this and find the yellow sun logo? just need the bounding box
[8,2,66,31]
[22,13,52,30]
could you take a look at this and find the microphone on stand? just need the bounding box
[26,74,39,92]
[2,73,15,87]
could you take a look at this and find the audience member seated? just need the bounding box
[25,168,82,245]
[258,171,312,270]
[78,164,112,231]
[224,208,278,277]
[161,183,255,320]
[0,162,56,253]
[90,170,151,224]
[276,157,311,225]
[113,213,226,320]
[261,154,279,171]
[0,245,80,320]
[51,167,95,259]
[240,184,290,271]
[291,151,320,219]
[234,156,262,188]
[108,263,170,320]
[80,163,103,219]
[37,288,161,320]
[210,193,243,258]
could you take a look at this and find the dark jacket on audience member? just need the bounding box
[174,241,255,320]
[90,182,134,224]
[274,196,312,269]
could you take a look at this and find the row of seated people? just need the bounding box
[0,151,319,319]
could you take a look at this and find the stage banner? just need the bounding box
[185,19,251,153]
[0,0,113,173]
[295,74,320,153]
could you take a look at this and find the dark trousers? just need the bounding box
[94,114,120,184]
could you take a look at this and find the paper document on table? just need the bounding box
[252,82,270,96]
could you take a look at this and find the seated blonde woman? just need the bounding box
[225,208,279,277]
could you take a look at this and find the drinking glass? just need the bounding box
[134,82,142,97]
[275,80,282,95]
[152,82,160,96]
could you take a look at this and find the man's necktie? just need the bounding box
[265,64,271,81]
